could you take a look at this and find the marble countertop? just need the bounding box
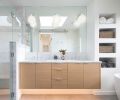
[19,60,101,63]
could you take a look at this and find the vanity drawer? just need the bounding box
[52,79,67,89]
[52,63,67,69]
[52,63,67,79]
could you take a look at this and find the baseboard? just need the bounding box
[93,90,116,95]
[20,89,94,95]
[0,89,9,95]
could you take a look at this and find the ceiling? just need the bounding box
[0,0,92,6]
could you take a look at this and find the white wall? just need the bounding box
[87,0,96,60]
[87,0,120,95]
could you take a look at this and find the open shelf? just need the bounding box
[98,14,116,68]
[99,58,116,68]
[99,14,116,24]
[99,24,116,28]
[99,43,116,53]
[99,53,116,58]
[99,28,116,38]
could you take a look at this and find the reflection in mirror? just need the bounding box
[25,7,87,60]
[40,33,52,52]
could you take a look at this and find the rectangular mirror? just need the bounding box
[24,7,87,60]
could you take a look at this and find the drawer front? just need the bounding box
[52,63,67,80]
[52,79,67,89]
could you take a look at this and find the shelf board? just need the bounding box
[99,53,116,58]
[99,38,116,43]
[99,24,116,29]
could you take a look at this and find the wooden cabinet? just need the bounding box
[19,62,101,89]
[19,63,36,89]
[84,63,101,89]
[68,63,84,89]
[36,63,51,89]
[52,63,67,89]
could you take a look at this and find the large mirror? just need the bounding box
[24,7,87,60]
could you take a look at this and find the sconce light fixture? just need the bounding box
[28,14,37,28]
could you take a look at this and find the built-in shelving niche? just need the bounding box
[99,14,116,24]
[100,58,116,68]
[99,28,116,38]
[98,14,116,68]
[99,43,116,53]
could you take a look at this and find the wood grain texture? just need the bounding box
[20,63,36,89]
[36,63,52,89]
[52,64,68,89]
[84,63,101,89]
[68,63,84,89]
[52,63,67,80]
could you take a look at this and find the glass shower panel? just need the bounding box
[0,7,15,100]
[0,7,24,100]
[11,8,28,100]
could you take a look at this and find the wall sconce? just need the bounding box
[28,14,37,28]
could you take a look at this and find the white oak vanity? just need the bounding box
[19,60,101,89]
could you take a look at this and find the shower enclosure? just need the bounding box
[0,7,26,100]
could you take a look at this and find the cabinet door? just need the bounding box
[84,63,101,89]
[68,63,84,89]
[19,63,35,89]
[52,63,67,89]
[36,63,51,89]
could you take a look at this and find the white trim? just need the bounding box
[99,24,116,29]
[99,38,116,43]
[99,53,116,58]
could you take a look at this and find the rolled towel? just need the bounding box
[106,18,114,24]
[99,17,107,24]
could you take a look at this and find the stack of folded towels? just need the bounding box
[99,16,114,24]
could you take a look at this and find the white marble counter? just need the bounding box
[19,60,101,63]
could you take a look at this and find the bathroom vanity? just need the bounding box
[19,60,101,89]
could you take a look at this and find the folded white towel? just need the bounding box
[106,18,114,24]
[99,17,107,24]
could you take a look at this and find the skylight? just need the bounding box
[52,15,67,28]
[39,16,53,27]
[39,15,67,28]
